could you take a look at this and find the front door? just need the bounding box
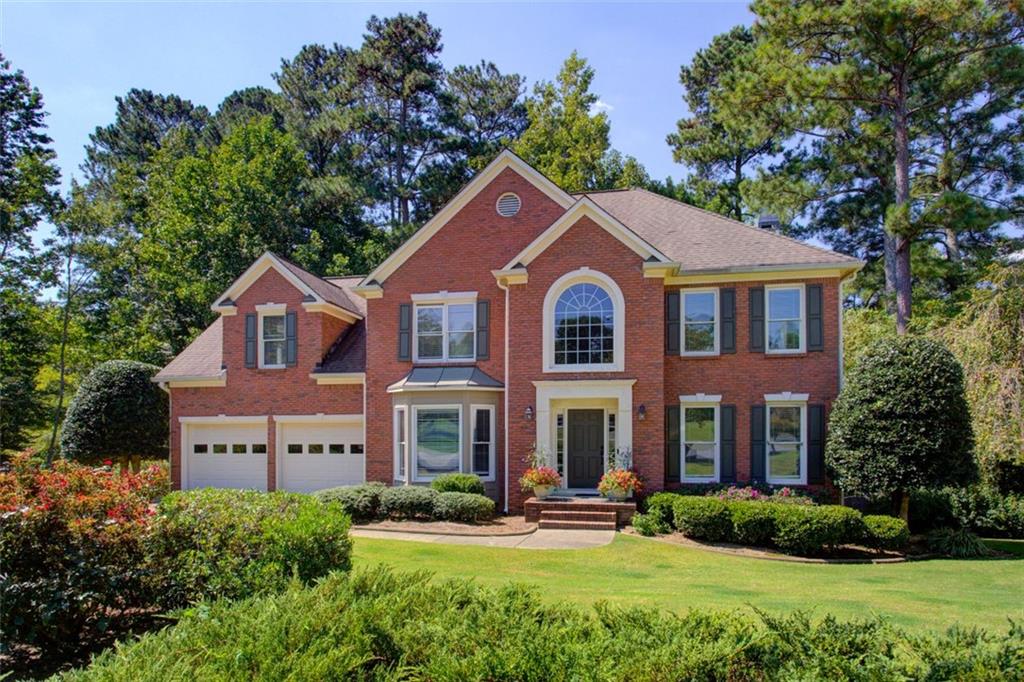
[567,409,604,488]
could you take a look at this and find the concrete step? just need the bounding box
[539,510,617,523]
[538,519,617,531]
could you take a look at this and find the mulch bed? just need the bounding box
[354,515,537,536]
[621,527,931,563]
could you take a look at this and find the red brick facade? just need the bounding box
[167,161,849,513]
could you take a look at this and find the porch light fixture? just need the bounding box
[637,404,647,421]
[524,405,534,421]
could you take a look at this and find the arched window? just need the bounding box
[554,283,615,366]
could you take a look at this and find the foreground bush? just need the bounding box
[430,473,486,495]
[313,482,385,522]
[379,485,439,519]
[0,454,168,657]
[148,489,351,608]
[58,568,1024,681]
[432,491,495,522]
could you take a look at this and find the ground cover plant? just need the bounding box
[57,567,1024,680]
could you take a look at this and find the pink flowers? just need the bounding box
[519,466,562,491]
[710,485,813,505]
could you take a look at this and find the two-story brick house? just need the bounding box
[155,150,862,512]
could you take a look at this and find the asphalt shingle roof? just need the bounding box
[154,317,224,381]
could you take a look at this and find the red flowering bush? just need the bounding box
[0,452,169,658]
[519,466,562,491]
[598,469,643,497]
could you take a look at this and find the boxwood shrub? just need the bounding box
[862,515,910,552]
[772,504,864,556]
[379,486,439,519]
[58,568,1024,681]
[147,489,352,608]
[729,502,777,546]
[672,497,733,542]
[642,492,682,528]
[432,492,494,522]
[430,473,486,495]
[313,482,386,522]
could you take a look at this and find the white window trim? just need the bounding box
[256,303,287,369]
[411,404,463,483]
[765,283,806,355]
[765,399,808,485]
[394,406,407,482]
[542,268,625,373]
[680,396,721,483]
[412,293,477,364]
[680,288,720,356]
[470,404,496,482]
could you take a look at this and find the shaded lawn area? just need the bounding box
[353,534,1024,633]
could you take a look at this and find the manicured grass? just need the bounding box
[352,533,1024,633]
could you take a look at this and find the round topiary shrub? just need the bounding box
[730,502,777,547]
[673,497,732,542]
[430,473,486,495]
[379,486,439,519]
[826,336,975,519]
[863,515,910,552]
[432,492,495,522]
[60,360,168,469]
[314,482,386,522]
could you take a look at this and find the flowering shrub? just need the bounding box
[0,452,169,657]
[519,466,562,491]
[598,469,643,497]
[711,485,813,505]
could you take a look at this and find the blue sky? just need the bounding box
[3,0,753,194]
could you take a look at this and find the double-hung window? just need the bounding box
[394,407,407,481]
[471,405,494,480]
[681,399,719,482]
[766,285,804,353]
[766,400,806,484]
[258,305,287,368]
[414,297,475,362]
[682,289,718,355]
[413,406,461,481]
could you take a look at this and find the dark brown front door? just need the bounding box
[568,409,604,488]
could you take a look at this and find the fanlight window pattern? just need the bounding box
[554,283,615,366]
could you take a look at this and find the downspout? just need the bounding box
[497,276,510,514]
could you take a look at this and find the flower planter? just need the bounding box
[603,488,629,502]
[533,485,556,500]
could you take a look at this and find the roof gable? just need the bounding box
[212,252,363,320]
[502,197,670,270]
[358,150,575,289]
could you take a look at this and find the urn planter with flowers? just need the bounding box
[519,466,562,500]
[598,468,643,501]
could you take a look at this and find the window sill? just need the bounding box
[679,352,721,359]
[763,351,807,358]
[544,364,623,374]
[256,365,287,371]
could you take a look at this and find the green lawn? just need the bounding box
[352,534,1024,633]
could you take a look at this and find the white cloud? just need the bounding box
[590,99,614,115]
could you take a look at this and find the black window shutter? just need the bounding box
[665,291,681,355]
[720,405,736,482]
[749,287,765,352]
[720,288,736,354]
[807,284,824,351]
[808,404,826,483]
[750,405,766,482]
[665,405,681,483]
[476,300,490,360]
[245,313,257,368]
[398,303,412,361]
[285,311,297,366]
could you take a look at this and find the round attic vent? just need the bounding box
[496,192,521,217]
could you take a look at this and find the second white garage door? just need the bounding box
[277,417,365,493]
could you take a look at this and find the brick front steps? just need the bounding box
[525,496,636,529]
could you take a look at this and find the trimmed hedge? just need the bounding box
[313,482,386,522]
[730,502,777,546]
[379,486,439,519]
[863,515,910,552]
[58,568,1024,681]
[430,473,486,495]
[432,492,494,522]
[147,489,352,608]
[672,497,732,542]
[772,505,864,556]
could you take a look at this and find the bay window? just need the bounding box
[394,407,407,481]
[471,405,494,480]
[413,406,462,481]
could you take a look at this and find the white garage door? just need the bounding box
[278,418,365,493]
[184,421,268,490]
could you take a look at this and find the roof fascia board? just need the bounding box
[309,372,366,385]
[491,268,529,285]
[503,198,670,270]
[153,370,227,388]
[664,264,862,286]
[301,301,362,322]
[361,150,575,286]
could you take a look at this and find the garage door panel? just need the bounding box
[186,422,267,491]
[280,421,364,493]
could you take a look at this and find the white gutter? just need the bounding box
[497,276,510,514]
